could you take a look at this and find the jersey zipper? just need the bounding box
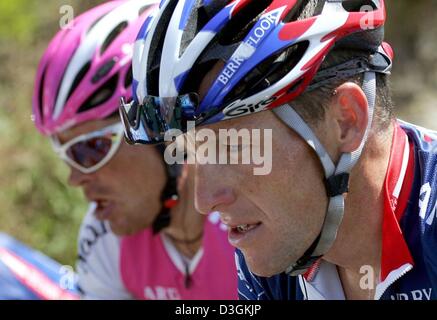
[375,264,413,300]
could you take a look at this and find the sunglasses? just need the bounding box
[51,123,124,174]
[119,94,200,145]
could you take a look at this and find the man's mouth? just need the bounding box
[96,199,110,210]
[226,221,262,248]
[234,223,260,233]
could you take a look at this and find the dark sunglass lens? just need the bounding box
[67,137,112,168]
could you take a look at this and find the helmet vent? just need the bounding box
[180,58,221,95]
[77,73,119,113]
[342,0,377,12]
[65,61,91,103]
[286,77,305,95]
[139,5,152,16]
[101,21,129,55]
[202,0,231,18]
[283,0,318,23]
[180,0,211,57]
[224,41,309,103]
[38,68,47,121]
[92,58,117,84]
[124,67,133,89]
[218,0,273,46]
[147,0,179,96]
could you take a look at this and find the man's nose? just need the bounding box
[194,163,236,214]
[68,166,93,188]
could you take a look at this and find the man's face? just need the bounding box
[194,110,329,277]
[55,118,166,236]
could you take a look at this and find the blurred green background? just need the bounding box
[0,1,436,266]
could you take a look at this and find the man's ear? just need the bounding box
[330,82,369,153]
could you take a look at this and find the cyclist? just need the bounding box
[121,0,437,300]
[0,233,78,300]
[32,0,237,300]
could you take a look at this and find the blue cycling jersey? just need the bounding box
[237,120,437,300]
[0,233,79,300]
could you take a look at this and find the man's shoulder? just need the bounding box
[76,204,132,299]
[235,249,298,300]
[77,203,120,273]
[400,120,437,218]
[400,120,437,153]
[398,121,437,297]
[78,203,117,246]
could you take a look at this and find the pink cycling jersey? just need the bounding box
[77,210,237,300]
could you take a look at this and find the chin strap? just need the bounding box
[273,70,377,276]
[152,144,181,234]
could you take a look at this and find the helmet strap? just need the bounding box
[152,144,181,234]
[273,71,376,275]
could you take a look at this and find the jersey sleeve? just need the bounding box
[420,136,437,299]
[76,203,133,300]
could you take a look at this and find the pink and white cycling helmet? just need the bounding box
[33,0,159,136]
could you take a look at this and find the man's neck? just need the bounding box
[323,123,395,299]
[163,182,205,259]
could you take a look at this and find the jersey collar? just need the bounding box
[376,121,415,298]
[303,121,416,299]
